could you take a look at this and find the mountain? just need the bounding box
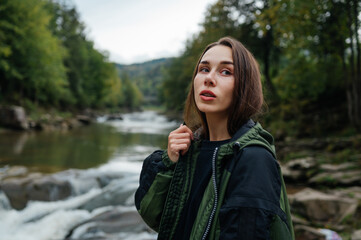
[115,58,173,105]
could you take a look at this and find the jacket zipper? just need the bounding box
[202,146,219,240]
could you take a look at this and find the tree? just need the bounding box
[120,71,142,110]
[0,0,69,106]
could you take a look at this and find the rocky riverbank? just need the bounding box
[278,135,361,240]
[0,105,95,131]
[0,165,156,240]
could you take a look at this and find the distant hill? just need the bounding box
[115,58,173,105]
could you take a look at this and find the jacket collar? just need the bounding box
[230,119,256,142]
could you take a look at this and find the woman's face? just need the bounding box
[194,45,235,117]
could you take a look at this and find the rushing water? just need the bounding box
[0,111,179,240]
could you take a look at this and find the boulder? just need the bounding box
[289,188,358,226]
[0,165,28,181]
[79,178,136,211]
[0,172,43,209]
[0,167,127,210]
[319,163,358,172]
[76,115,92,125]
[309,170,361,187]
[65,207,152,240]
[0,105,28,130]
[0,172,72,209]
[352,229,361,240]
[281,157,317,182]
[106,114,123,121]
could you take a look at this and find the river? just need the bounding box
[0,111,179,240]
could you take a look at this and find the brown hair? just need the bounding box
[183,36,263,138]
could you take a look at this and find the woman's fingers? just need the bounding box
[167,125,193,163]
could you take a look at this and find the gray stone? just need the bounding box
[65,207,151,240]
[309,170,361,187]
[352,229,361,240]
[0,172,72,209]
[0,105,28,130]
[281,157,317,182]
[319,163,359,172]
[289,188,359,226]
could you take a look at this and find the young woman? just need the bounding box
[135,37,294,240]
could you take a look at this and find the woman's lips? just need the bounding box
[200,90,216,101]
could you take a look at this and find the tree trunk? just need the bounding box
[346,0,361,130]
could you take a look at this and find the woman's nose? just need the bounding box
[204,71,216,86]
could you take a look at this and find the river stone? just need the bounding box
[327,187,361,201]
[294,225,326,240]
[0,172,43,209]
[0,172,72,209]
[0,105,28,130]
[0,165,28,181]
[308,170,361,187]
[65,207,151,240]
[76,115,92,125]
[352,229,361,240]
[281,157,317,182]
[26,175,72,202]
[289,188,359,226]
[319,163,359,172]
[79,178,137,211]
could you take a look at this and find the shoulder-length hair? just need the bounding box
[183,36,263,139]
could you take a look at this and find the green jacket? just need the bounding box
[135,120,295,239]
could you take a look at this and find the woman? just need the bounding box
[135,37,294,240]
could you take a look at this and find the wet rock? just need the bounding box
[76,115,92,125]
[0,172,72,209]
[106,114,123,121]
[65,207,152,240]
[0,165,28,181]
[26,175,72,202]
[281,157,317,182]
[79,177,137,211]
[0,190,11,210]
[0,167,127,210]
[289,188,358,226]
[352,229,361,240]
[294,225,326,240]
[0,105,28,130]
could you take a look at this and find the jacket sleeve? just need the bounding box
[134,150,176,232]
[219,146,293,240]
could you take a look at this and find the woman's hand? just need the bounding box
[167,124,194,163]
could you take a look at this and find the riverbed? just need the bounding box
[0,111,179,240]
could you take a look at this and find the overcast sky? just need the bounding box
[71,0,216,64]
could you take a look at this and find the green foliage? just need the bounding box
[160,0,358,135]
[0,0,124,110]
[120,71,143,110]
[0,0,70,105]
[48,1,122,108]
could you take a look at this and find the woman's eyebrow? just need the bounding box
[200,60,234,65]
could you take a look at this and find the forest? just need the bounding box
[1,0,361,137]
[0,0,142,112]
[160,0,361,137]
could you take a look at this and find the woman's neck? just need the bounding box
[206,113,231,141]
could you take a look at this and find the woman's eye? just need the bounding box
[221,69,232,75]
[199,67,209,73]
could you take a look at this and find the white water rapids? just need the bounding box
[0,111,179,240]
